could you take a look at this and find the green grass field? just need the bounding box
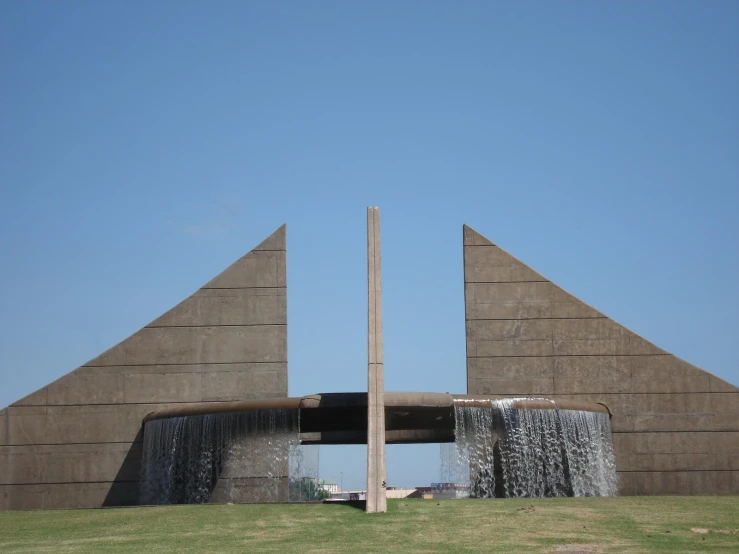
[1,497,737,553]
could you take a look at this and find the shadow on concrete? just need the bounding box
[102,428,143,507]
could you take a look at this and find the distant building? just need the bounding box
[385,488,416,499]
[410,482,469,499]
[317,480,338,493]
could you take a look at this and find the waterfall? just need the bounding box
[448,398,618,498]
[140,409,319,505]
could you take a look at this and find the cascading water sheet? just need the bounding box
[288,444,321,502]
[140,409,319,505]
[558,408,618,497]
[447,398,618,498]
[440,442,469,490]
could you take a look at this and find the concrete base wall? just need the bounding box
[0,226,288,510]
[463,225,739,495]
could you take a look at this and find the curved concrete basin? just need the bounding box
[142,392,610,445]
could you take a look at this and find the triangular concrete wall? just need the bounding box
[0,225,288,510]
[463,225,739,495]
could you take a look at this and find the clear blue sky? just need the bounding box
[1,1,737,492]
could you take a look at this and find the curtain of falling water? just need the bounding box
[440,442,468,487]
[445,398,618,498]
[288,444,321,502]
[559,409,618,497]
[140,409,319,505]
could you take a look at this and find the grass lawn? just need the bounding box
[0,497,738,553]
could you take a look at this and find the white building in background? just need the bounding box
[317,480,339,493]
[385,488,416,499]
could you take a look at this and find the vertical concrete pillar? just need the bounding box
[366,207,387,513]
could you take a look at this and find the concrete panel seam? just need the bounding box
[467,354,673,358]
[22,399,285,409]
[466,317,609,321]
[1,476,140,480]
[201,286,286,290]
[464,280,550,284]
[144,323,287,329]
[11,401,276,409]
[2,441,144,446]
[84,361,287,368]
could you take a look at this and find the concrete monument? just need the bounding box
[463,225,739,495]
[1,219,737,512]
[0,226,287,510]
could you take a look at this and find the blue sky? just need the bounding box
[1,1,737,492]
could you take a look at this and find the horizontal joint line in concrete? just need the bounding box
[201,286,286,290]
[9,403,280,410]
[464,280,550,284]
[3,480,140,486]
[2,441,144,447]
[144,323,286,329]
[24,399,286,408]
[468,354,672,358]
[83,361,287,368]
[466,317,608,322]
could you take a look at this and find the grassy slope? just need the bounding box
[0,497,738,553]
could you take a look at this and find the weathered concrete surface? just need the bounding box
[0,225,288,510]
[463,224,739,495]
[366,207,387,513]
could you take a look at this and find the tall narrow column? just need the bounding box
[366,206,387,513]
